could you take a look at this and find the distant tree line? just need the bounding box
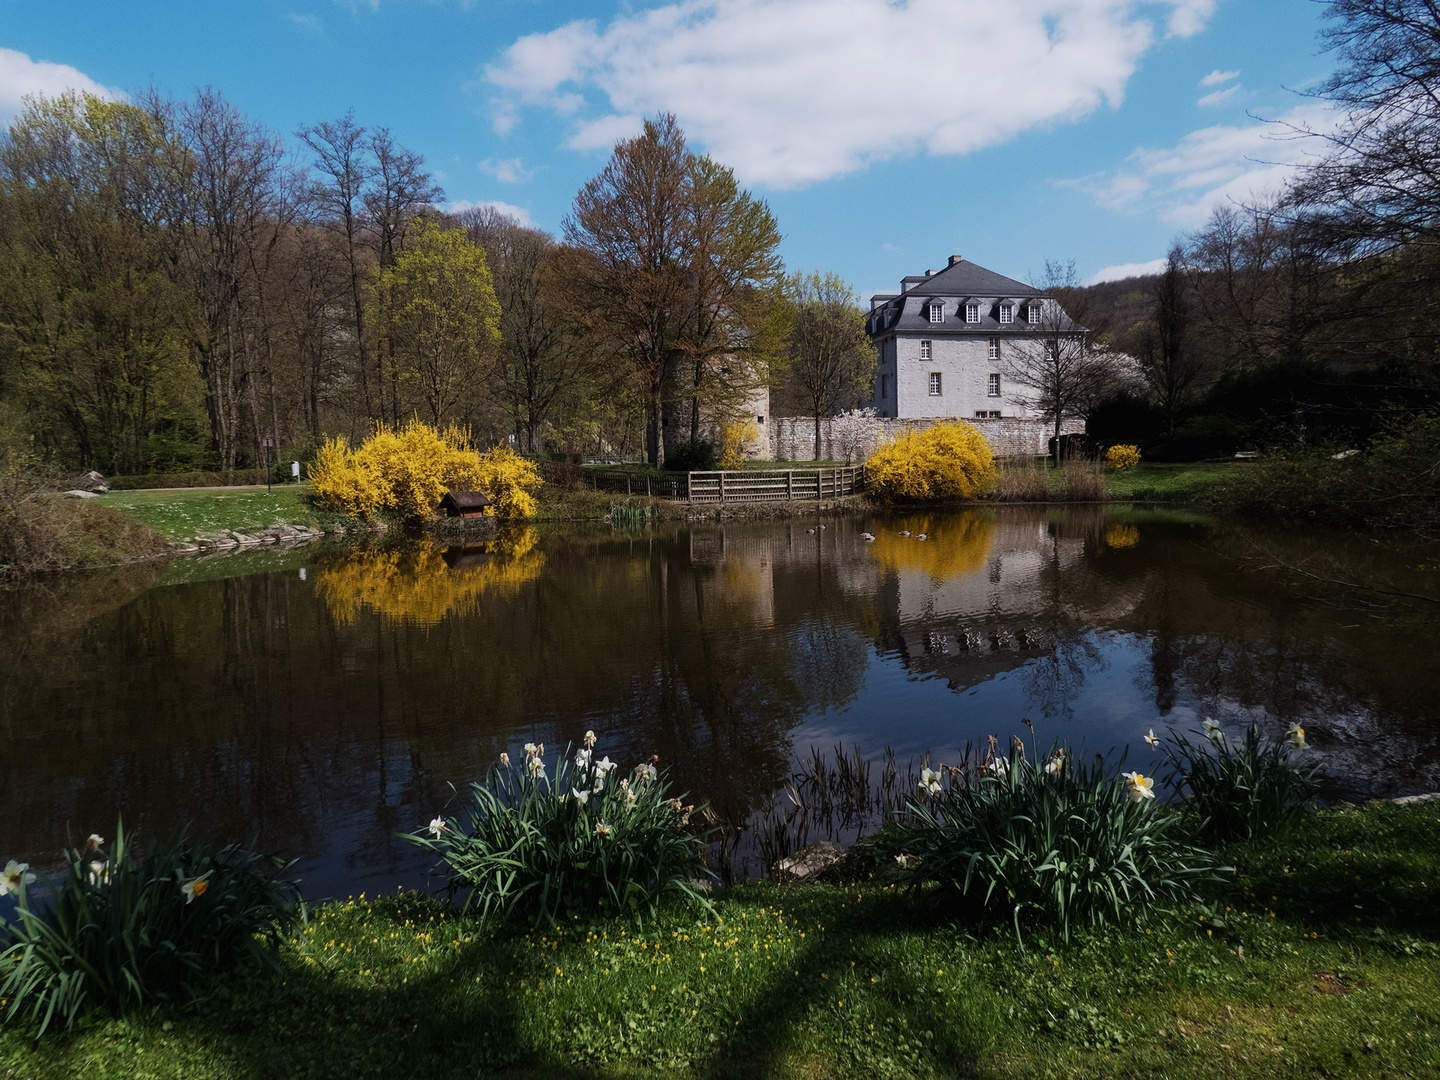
[0,92,871,476]
[1084,0,1440,460]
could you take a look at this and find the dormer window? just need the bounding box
[965,302,980,323]
[1028,302,1043,323]
[999,303,1015,325]
[927,301,945,323]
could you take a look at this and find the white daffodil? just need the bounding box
[0,860,36,896]
[1286,723,1308,750]
[1143,729,1160,747]
[987,756,1009,778]
[1044,749,1065,776]
[575,748,592,768]
[1202,718,1225,747]
[85,833,105,853]
[595,821,612,839]
[499,752,510,768]
[523,742,538,757]
[1122,771,1156,802]
[529,757,546,777]
[919,767,942,796]
[635,763,658,785]
[584,730,598,750]
[625,788,637,807]
[592,776,606,794]
[428,817,448,838]
[571,787,590,805]
[88,860,108,886]
[181,871,212,904]
[595,756,616,775]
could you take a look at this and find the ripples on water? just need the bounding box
[2,507,1437,897]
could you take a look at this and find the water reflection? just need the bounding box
[1,508,1437,897]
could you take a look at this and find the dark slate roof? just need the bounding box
[866,258,1081,337]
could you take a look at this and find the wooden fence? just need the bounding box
[682,467,864,504]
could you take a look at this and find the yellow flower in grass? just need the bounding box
[181,871,212,904]
[1122,772,1155,802]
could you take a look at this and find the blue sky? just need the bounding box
[1,1,1335,296]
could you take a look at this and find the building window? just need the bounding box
[988,373,1001,397]
[974,410,1001,419]
[1028,302,1043,323]
[929,372,943,396]
[880,374,889,399]
[987,337,1000,360]
[928,302,945,323]
[999,304,1014,324]
[756,415,765,424]
[919,339,932,360]
[965,302,980,323]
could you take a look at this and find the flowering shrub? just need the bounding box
[1154,721,1318,843]
[1105,444,1142,470]
[864,421,996,502]
[407,736,711,927]
[472,445,543,519]
[718,421,759,470]
[898,738,1220,939]
[0,823,298,1035]
[309,418,541,520]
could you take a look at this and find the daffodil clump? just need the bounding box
[0,822,298,1036]
[1148,719,1319,843]
[407,733,711,928]
[898,735,1222,940]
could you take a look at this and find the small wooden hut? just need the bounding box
[437,490,491,518]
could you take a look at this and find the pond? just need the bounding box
[2,506,1438,900]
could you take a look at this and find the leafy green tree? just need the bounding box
[373,219,500,425]
[0,92,200,474]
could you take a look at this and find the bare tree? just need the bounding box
[780,272,874,460]
[1006,260,1121,462]
[1141,245,1208,436]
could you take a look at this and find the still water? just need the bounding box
[3,507,1438,898]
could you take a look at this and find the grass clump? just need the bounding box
[0,823,298,1036]
[406,735,711,928]
[898,736,1222,940]
[1158,719,1318,843]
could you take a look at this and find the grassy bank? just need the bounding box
[4,800,1437,1079]
[101,485,362,543]
[1104,461,1236,502]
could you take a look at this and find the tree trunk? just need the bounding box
[813,410,822,462]
[648,382,665,468]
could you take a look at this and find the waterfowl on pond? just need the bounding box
[859,532,876,542]
[916,533,928,540]
[899,530,911,537]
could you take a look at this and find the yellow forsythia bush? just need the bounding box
[719,421,759,470]
[1106,444,1142,470]
[864,420,996,501]
[309,418,542,520]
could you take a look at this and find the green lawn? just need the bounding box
[101,485,350,543]
[4,801,1437,1079]
[1105,461,1237,502]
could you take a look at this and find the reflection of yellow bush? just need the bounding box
[318,528,545,627]
[869,513,995,582]
[1106,444,1142,470]
[864,421,996,501]
[719,421,759,470]
[309,419,541,520]
[1105,522,1140,549]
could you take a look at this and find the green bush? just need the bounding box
[664,441,717,472]
[406,736,711,928]
[1156,720,1318,843]
[897,740,1221,940]
[0,823,298,1035]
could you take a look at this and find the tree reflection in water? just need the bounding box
[1,509,1438,896]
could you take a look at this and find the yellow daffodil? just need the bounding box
[181,871,212,904]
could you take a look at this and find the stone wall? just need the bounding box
[768,415,1082,462]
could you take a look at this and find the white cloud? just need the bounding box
[1197,85,1239,108]
[1087,258,1167,284]
[287,13,324,32]
[1200,68,1240,87]
[487,0,1220,188]
[445,198,534,227]
[479,157,533,184]
[0,47,122,120]
[1067,103,1338,226]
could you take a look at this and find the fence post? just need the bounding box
[627,475,632,496]
[686,472,692,502]
[787,470,793,500]
[647,475,652,497]
[720,471,726,503]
